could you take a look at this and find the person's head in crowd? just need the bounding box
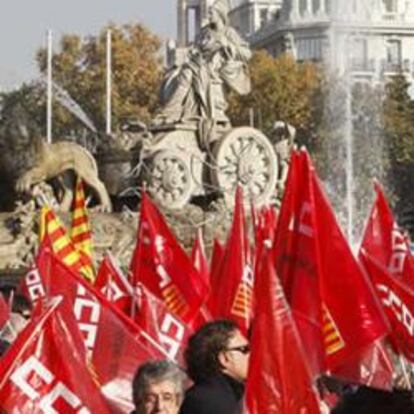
[185,319,250,384]
[132,360,186,414]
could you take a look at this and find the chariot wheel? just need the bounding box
[147,150,193,209]
[211,127,278,206]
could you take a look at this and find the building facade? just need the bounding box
[235,0,414,82]
[172,0,414,83]
[230,0,283,39]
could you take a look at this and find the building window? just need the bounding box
[383,0,398,13]
[386,39,401,64]
[384,39,402,72]
[299,0,307,15]
[259,8,268,28]
[350,38,368,70]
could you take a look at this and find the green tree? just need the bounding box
[227,51,321,137]
[383,73,414,218]
[36,23,163,135]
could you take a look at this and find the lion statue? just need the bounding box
[15,135,112,212]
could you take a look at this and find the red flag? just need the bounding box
[206,238,224,315]
[95,253,133,314]
[210,187,254,335]
[275,150,391,387]
[245,245,321,414]
[0,297,110,413]
[0,292,10,331]
[130,192,208,323]
[253,204,278,250]
[360,182,414,286]
[190,229,213,328]
[191,228,210,292]
[360,250,414,362]
[210,238,224,282]
[22,242,168,412]
[134,283,193,364]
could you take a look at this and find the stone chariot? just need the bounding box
[141,122,279,210]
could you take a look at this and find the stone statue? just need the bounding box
[282,32,297,59]
[155,0,252,128]
[15,136,112,212]
[272,120,296,193]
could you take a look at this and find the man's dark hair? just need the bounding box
[185,319,238,383]
[132,360,186,410]
[11,294,32,316]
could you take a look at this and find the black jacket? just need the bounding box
[179,373,244,414]
[332,386,414,414]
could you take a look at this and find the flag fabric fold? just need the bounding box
[0,296,110,413]
[40,205,95,282]
[360,182,414,285]
[245,244,321,414]
[70,178,95,278]
[210,187,254,335]
[130,192,208,323]
[134,283,193,364]
[22,242,168,412]
[95,253,133,314]
[274,150,392,388]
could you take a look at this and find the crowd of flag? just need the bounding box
[0,149,413,413]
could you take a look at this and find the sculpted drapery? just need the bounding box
[157,0,252,125]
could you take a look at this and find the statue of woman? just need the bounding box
[156,0,252,126]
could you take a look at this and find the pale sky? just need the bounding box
[0,0,176,90]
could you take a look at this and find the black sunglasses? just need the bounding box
[226,344,250,355]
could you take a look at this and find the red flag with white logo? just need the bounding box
[210,187,254,336]
[23,242,168,412]
[360,182,414,286]
[275,150,391,387]
[0,297,110,413]
[130,192,208,323]
[245,245,321,414]
[360,250,414,362]
[134,283,193,364]
[95,253,133,314]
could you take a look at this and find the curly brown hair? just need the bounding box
[184,319,238,383]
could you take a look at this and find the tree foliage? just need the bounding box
[227,51,321,137]
[382,74,414,217]
[36,23,163,134]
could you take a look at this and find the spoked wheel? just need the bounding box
[147,150,193,209]
[211,127,278,206]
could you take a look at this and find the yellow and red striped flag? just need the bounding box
[40,205,95,282]
[70,179,94,265]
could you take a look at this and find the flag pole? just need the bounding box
[106,29,112,136]
[46,29,53,144]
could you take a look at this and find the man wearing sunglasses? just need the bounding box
[179,320,250,414]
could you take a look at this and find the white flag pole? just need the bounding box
[46,29,53,144]
[106,29,112,135]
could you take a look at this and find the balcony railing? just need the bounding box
[349,58,375,72]
[346,58,414,76]
[380,59,409,73]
